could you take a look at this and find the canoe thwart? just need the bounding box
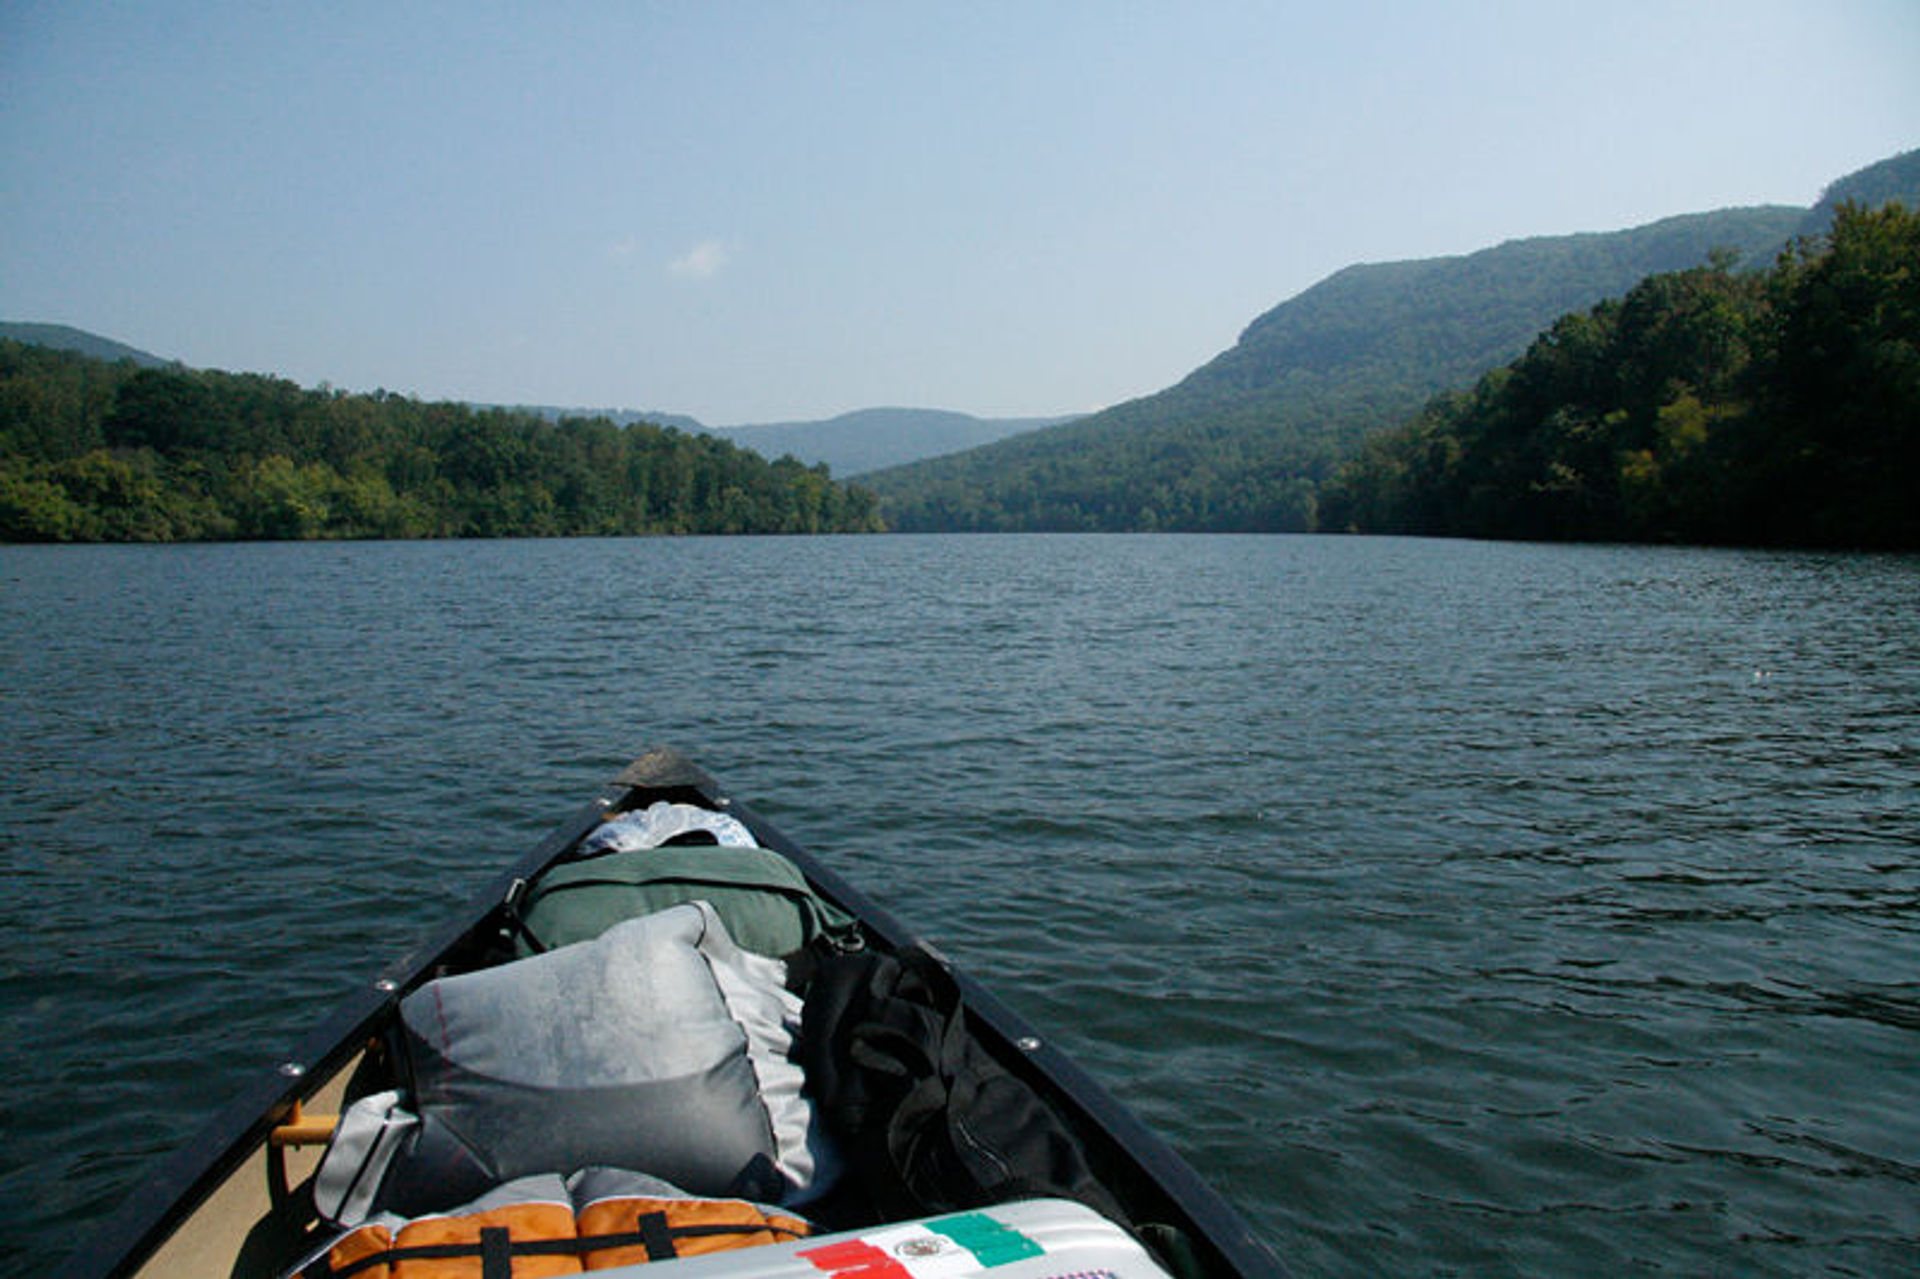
[268,1102,337,1147]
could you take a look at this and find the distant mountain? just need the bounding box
[506,405,1073,476]
[865,147,1920,533]
[0,326,1065,476]
[1799,146,1920,235]
[506,404,710,435]
[0,323,168,368]
[714,408,1078,476]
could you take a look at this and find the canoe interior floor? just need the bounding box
[135,1057,357,1279]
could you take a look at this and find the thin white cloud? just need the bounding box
[667,239,729,280]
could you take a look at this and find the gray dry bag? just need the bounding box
[373,902,838,1217]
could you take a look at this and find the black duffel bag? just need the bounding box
[800,944,1128,1226]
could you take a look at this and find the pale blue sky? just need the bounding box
[4,1,1917,424]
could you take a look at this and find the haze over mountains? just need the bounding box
[509,407,1077,478]
[864,148,1920,531]
[711,409,1079,477]
[7,147,1915,523]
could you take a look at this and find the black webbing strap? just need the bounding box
[635,1209,676,1260]
[317,1208,808,1277]
[479,1226,511,1279]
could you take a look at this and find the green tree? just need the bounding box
[1761,201,1920,545]
[1325,205,1919,548]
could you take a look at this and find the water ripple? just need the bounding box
[3,537,1918,1276]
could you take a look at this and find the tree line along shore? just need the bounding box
[3,202,1914,548]
[0,358,884,541]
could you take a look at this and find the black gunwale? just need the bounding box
[61,747,1284,1279]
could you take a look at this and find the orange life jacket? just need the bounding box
[315,1192,812,1278]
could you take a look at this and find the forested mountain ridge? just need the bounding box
[865,148,1920,532]
[0,347,883,541]
[1319,200,1919,549]
[7,148,1913,544]
[0,336,1067,480]
[0,322,167,369]
[1800,145,1920,235]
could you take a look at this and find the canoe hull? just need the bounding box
[64,749,1283,1278]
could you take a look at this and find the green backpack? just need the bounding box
[508,843,863,961]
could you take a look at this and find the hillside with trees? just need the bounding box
[0,351,882,541]
[1319,201,1919,548]
[8,149,1913,546]
[0,322,167,369]
[865,149,1920,533]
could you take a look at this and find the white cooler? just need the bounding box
[593,1197,1177,1278]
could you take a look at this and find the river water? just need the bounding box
[2,534,1916,1276]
